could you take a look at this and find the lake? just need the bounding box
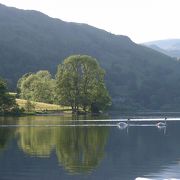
[0,115,180,180]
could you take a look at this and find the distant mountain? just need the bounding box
[147,44,169,56]
[144,39,180,58]
[1,4,180,111]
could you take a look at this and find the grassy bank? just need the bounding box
[16,99,71,114]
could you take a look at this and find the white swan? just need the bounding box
[156,122,166,127]
[117,122,128,129]
[156,118,167,128]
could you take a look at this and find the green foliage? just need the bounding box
[24,100,35,112]
[55,55,111,113]
[18,71,55,103]
[0,77,19,114]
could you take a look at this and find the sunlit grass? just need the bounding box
[9,92,17,96]
[16,99,71,112]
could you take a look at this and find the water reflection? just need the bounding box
[55,126,109,174]
[107,123,180,180]
[0,128,13,153]
[17,126,55,157]
[1,116,180,179]
[0,117,17,153]
[16,118,109,174]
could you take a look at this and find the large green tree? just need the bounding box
[55,55,111,113]
[0,78,18,113]
[17,71,55,103]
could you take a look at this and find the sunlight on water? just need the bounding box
[135,178,153,180]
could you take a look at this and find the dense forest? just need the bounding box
[1,4,180,111]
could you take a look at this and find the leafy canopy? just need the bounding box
[17,71,55,103]
[55,55,111,113]
[0,77,18,113]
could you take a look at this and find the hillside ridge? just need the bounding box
[1,4,180,111]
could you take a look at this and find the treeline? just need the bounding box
[17,55,111,114]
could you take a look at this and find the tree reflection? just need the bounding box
[17,126,55,157]
[0,128,13,152]
[0,117,16,153]
[17,120,109,174]
[55,126,109,174]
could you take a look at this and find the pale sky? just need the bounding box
[0,0,180,43]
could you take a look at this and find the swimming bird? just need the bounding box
[117,122,128,129]
[156,117,167,128]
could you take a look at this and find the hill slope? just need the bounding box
[144,39,180,58]
[1,4,180,111]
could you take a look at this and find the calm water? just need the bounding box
[0,115,180,180]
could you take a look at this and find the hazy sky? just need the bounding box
[0,0,179,43]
